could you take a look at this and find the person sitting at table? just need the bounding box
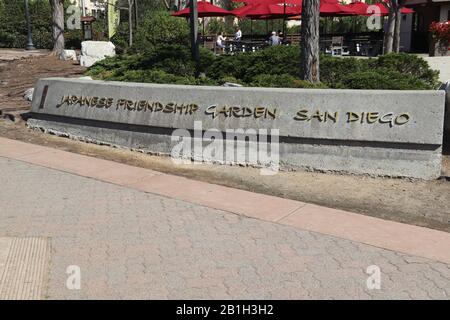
[278,32,291,45]
[269,31,280,46]
[216,32,226,52]
[234,27,242,41]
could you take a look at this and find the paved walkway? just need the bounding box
[0,138,450,299]
[420,55,450,83]
[0,49,48,62]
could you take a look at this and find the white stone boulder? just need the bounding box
[81,41,115,58]
[23,88,34,102]
[80,41,116,68]
[60,49,77,61]
[80,55,100,68]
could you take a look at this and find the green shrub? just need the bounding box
[339,70,433,90]
[89,68,217,86]
[65,29,83,50]
[87,44,439,90]
[250,74,328,88]
[369,53,440,89]
[320,55,368,87]
[0,0,26,48]
[208,45,299,82]
[250,74,298,87]
[320,53,440,89]
[110,22,132,54]
[88,44,215,79]
[205,18,226,35]
[132,11,190,52]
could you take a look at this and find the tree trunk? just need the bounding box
[162,0,171,10]
[384,1,397,54]
[189,0,200,77]
[128,0,133,47]
[49,0,65,56]
[393,6,402,52]
[134,0,138,29]
[300,0,320,83]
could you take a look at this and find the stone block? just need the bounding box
[28,78,446,179]
[60,49,77,61]
[80,55,99,68]
[81,41,115,59]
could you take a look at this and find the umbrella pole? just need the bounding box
[282,0,286,37]
[250,19,253,43]
[203,17,205,46]
[353,16,356,34]
[266,20,268,35]
[189,0,200,78]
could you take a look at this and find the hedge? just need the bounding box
[86,45,440,90]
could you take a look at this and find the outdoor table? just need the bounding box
[226,41,268,54]
[320,35,383,57]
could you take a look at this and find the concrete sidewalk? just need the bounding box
[0,49,48,62]
[420,55,450,83]
[0,137,450,299]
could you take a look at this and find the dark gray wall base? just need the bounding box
[27,118,442,180]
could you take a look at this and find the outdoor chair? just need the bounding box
[331,36,344,56]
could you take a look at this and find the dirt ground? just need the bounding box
[0,50,85,116]
[0,52,449,233]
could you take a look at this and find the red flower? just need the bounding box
[429,21,450,42]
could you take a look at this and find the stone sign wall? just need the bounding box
[29,78,446,179]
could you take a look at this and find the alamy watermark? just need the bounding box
[66,0,81,30]
[66,265,81,290]
[366,265,381,290]
[64,4,384,31]
[366,6,383,31]
[171,121,280,176]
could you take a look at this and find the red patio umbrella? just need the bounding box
[231,4,255,17]
[232,3,300,42]
[232,0,286,4]
[236,0,357,16]
[236,3,300,19]
[366,2,414,16]
[172,1,233,17]
[172,1,233,44]
[345,1,371,15]
[317,0,358,16]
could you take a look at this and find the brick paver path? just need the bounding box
[1,157,449,299]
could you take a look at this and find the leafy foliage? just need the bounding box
[133,10,190,51]
[87,44,440,90]
[208,46,299,83]
[250,74,328,88]
[338,70,433,90]
[368,53,439,87]
[0,0,29,48]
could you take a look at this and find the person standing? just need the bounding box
[234,27,242,41]
[268,31,280,46]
